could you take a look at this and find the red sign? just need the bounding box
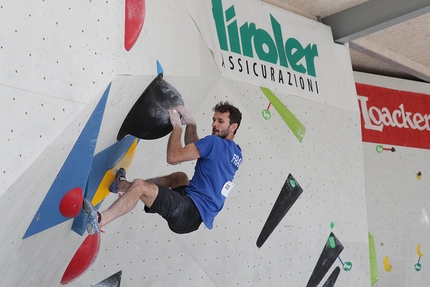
[356,83,430,150]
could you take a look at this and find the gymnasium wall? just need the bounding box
[1,0,369,286]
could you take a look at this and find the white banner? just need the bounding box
[186,0,358,111]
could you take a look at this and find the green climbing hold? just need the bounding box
[328,236,336,248]
[260,87,306,143]
[289,179,296,188]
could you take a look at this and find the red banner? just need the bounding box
[356,83,430,150]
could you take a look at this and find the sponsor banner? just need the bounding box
[356,83,430,149]
[186,0,358,111]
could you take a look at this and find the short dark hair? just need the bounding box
[213,101,242,134]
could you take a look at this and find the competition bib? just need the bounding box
[221,181,235,197]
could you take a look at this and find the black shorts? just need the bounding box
[144,184,202,234]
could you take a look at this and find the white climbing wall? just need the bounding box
[0,0,117,195]
[356,72,430,287]
[0,0,372,286]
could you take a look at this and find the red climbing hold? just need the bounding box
[61,233,101,285]
[59,187,83,218]
[124,0,146,51]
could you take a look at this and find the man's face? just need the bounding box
[212,111,232,139]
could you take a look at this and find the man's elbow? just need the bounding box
[167,155,180,165]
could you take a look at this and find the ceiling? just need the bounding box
[263,0,430,83]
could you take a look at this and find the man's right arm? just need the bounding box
[177,106,199,145]
[166,126,200,165]
[167,108,200,165]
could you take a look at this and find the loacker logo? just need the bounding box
[358,96,430,132]
[356,83,430,150]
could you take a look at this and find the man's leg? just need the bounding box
[145,171,189,188]
[99,179,158,228]
[116,171,188,200]
[98,172,189,229]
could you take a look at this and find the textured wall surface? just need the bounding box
[356,72,430,287]
[0,0,371,286]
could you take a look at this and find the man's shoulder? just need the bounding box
[199,135,238,145]
[198,135,220,143]
[196,135,241,151]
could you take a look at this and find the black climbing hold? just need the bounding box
[92,270,122,287]
[256,174,303,248]
[306,232,344,287]
[117,73,184,140]
[322,266,341,287]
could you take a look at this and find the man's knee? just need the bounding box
[170,172,189,187]
[130,179,159,207]
[130,179,155,196]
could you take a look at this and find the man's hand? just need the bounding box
[177,105,196,126]
[168,108,182,127]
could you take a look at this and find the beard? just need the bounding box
[212,126,230,139]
